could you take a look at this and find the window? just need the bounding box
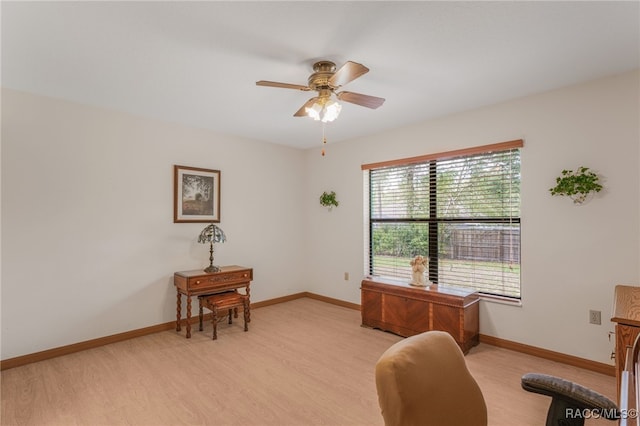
[363,140,522,299]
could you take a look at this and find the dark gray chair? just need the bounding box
[521,373,618,425]
[522,330,640,425]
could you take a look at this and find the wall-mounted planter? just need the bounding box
[319,191,339,211]
[549,166,602,204]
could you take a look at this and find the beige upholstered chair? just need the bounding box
[375,331,487,426]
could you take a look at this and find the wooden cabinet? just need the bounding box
[174,266,253,296]
[361,277,480,353]
[174,265,253,338]
[611,285,640,400]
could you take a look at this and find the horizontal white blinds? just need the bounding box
[368,142,521,298]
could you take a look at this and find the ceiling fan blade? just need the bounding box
[256,80,311,91]
[294,97,319,117]
[337,91,385,109]
[329,61,369,88]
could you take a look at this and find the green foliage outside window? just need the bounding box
[369,147,521,298]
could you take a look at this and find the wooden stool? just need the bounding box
[198,290,238,332]
[199,292,249,340]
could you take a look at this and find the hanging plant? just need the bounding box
[319,191,339,210]
[549,166,602,204]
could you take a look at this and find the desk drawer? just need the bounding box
[189,270,252,290]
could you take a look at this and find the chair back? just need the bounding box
[375,331,487,426]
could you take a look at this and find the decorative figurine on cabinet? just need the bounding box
[409,255,429,287]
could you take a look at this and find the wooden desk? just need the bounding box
[611,285,640,400]
[174,265,253,338]
[361,277,480,353]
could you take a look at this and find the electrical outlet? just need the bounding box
[344,272,349,281]
[589,310,601,325]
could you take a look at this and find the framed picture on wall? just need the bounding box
[173,165,221,223]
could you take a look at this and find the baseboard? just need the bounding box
[1,321,178,371]
[302,292,361,310]
[0,293,616,377]
[479,334,615,377]
[250,292,360,311]
[1,293,312,371]
[250,292,307,308]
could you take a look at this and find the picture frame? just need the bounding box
[173,165,221,223]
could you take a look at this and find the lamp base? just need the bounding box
[204,265,221,273]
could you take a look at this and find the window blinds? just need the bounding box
[366,140,522,298]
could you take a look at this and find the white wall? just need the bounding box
[1,89,306,359]
[2,70,638,364]
[304,70,640,364]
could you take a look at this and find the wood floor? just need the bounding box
[1,298,616,426]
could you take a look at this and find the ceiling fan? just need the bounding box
[256,60,385,123]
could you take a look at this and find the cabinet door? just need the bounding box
[383,294,430,336]
[405,298,430,335]
[432,303,461,341]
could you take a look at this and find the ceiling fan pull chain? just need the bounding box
[321,123,327,156]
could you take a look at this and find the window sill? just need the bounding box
[480,293,522,307]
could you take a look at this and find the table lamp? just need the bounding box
[198,223,226,273]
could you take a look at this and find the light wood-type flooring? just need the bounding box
[1,297,616,425]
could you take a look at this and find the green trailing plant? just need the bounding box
[319,191,339,210]
[549,166,602,204]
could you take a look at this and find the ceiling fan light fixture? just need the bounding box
[306,97,342,123]
[257,60,384,124]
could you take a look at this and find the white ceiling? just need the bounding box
[2,1,639,149]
